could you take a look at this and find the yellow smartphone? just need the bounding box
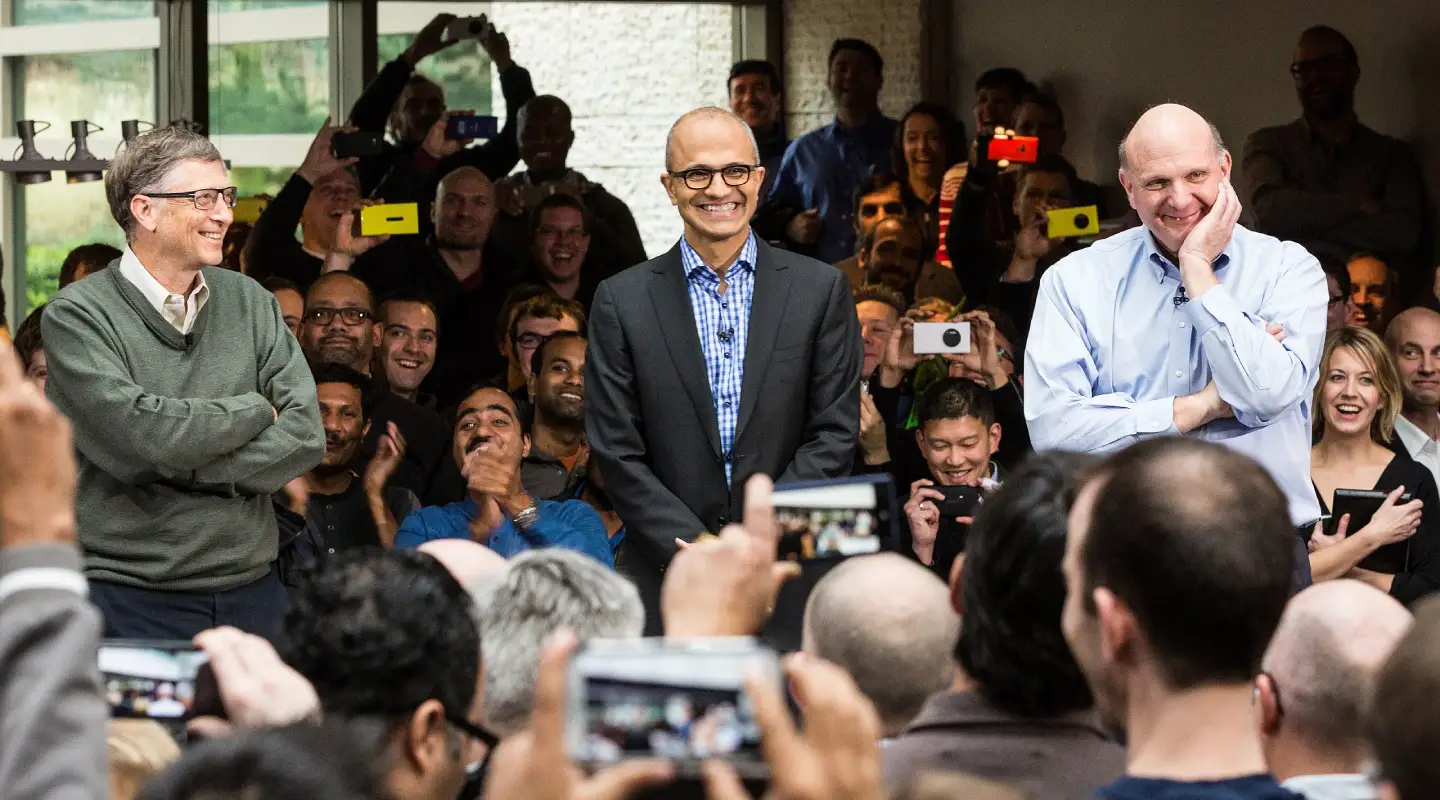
[232,197,269,224]
[357,203,420,237]
[1045,205,1100,238]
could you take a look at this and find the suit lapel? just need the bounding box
[736,240,792,442]
[649,244,723,457]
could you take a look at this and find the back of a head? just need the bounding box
[960,451,1098,717]
[1082,438,1295,689]
[138,719,392,800]
[802,553,958,735]
[279,549,481,720]
[1368,595,1440,799]
[109,720,182,800]
[60,242,122,288]
[469,549,644,733]
[1264,580,1411,753]
[893,770,1029,800]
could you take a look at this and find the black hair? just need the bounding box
[278,549,481,723]
[971,304,1025,369]
[829,38,883,78]
[853,283,906,318]
[915,376,995,428]
[529,329,588,379]
[1301,25,1358,65]
[59,242,121,288]
[307,271,376,316]
[959,451,1099,717]
[1317,253,1353,296]
[851,170,902,220]
[858,215,926,260]
[379,292,441,330]
[1081,438,1294,689]
[494,284,554,352]
[138,719,393,800]
[728,59,781,94]
[261,276,302,296]
[892,102,967,190]
[12,303,44,369]
[1017,91,1066,132]
[310,363,374,422]
[529,191,592,238]
[974,67,1035,102]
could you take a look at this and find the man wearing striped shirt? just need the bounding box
[587,106,863,633]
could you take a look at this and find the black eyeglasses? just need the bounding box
[136,186,239,210]
[1289,55,1349,78]
[304,307,373,326]
[447,714,500,750]
[513,332,546,349]
[668,164,758,190]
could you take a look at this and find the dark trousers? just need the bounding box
[89,568,289,641]
[1292,526,1314,595]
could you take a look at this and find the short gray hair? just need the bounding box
[802,554,958,736]
[105,126,223,243]
[1117,119,1227,172]
[664,106,760,172]
[468,549,643,734]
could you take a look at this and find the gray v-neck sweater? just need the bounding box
[42,263,324,592]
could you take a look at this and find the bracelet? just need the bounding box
[511,503,540,531]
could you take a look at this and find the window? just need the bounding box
[11,0,154,26]
[12,47,156,309]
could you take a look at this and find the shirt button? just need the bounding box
[722,302,728,309]
[724,352,731,359]
[1175,370,1183,378]
[724,401,732,408]
[1178,321,1186,328]
[327,548,335,554]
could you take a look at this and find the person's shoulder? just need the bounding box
[400,498,471,534]
[201,266,268,298]
[1230,225,1321,271]
[373,391,449,435]
[51,263,121,308]
[545,498,605,523]
[1244,119,1304,148]
[1043,225,1145,287]
[760,241,845,280]
[599,245,682,290]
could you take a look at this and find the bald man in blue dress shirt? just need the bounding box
[1025,104,1327,588]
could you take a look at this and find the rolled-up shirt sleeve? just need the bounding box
[1025,269,1179,453]
[1188,245,1327,426]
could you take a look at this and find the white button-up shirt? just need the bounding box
[118,247,209,334]
[1394,413,1440,495]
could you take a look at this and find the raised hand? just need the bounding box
[297,117,359,185]
[363,421,407,494]
[0,344,76,548]
[403,13,461,66]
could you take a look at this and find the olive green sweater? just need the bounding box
[42,264,324,591]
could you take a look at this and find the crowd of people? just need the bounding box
[4,13,1440,800]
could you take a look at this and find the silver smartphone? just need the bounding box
[566,637,780,778]
[913,321,971,354]
[444,14,491,42]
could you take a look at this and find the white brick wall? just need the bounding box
[782,0,922,136]
[487,2,733,258]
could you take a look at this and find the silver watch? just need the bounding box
[511,503,541,531]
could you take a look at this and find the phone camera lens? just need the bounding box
[1074,213,1090,228]
[942,327,962,347]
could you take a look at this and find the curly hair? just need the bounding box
[278,549,480,722]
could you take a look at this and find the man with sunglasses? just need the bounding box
[587,106,862,634]
[1243,26,1425,274]
[41,126,324,639]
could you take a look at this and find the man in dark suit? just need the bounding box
[586,106,862,634]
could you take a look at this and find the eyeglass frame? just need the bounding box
[667,163,761,190]
[1289,55,1351,78]
[303,307,375,327]
[134,186,240,211]
[447,714,500,750]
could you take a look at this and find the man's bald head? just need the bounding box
[1385,306,1440,411]
[802,553,958,736]
[419,540,508,588]
[1385,306,1440,349]
[1117,103,1226,172]
[1262,580,1411,748]
[664,106,760,172]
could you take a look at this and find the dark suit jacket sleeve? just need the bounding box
[991,381,1032,470]
[1391,465,1440,605]
[585,280,708,561]
[242,173,311,284]
[778,269,862,483]
[0,544,107,799]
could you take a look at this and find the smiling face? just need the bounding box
[452,387,527,470]
[827,47,881,113]
[531,205,590,284]
[860,218,924,292]
[518,98,575,174]
[1390,310,1440,411]
[511,312,582,381]
[902,112,945,184]
[1292,28,1358,121]
[662,111,763,247]
[973,86,1017,132]
[132,158,233,268]
[1348,255,1391,332]
[729,72,780,131]
[1119,105,1231,257]
[530,336,587,425]
[916,416,999,486]
[380,300,439,397]
[1320,344,1384,440]
[301,168,361,250]
[433,168,497,251]
[316,380,369,468]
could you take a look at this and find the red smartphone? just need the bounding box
[986,135,1039,164]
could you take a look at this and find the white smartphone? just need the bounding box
[566,637,780,779]
[913,321,971,354]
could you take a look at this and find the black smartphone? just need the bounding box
[935,485,984,518]
[769,474,898,562]
[1328,489,1414,574]
[446,114,499,141]
[331,130,384,159]
[100,640,210,737]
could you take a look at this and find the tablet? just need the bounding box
[1328,489,1413,574]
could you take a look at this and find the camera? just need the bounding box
[445,14,492,43]
[446,114,499,141]
[331,130,384,159]
[913,321,971,355]
[1045,205,1101,238]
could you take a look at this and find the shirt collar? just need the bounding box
[681,230,758,282]
[1280,773,1376,799]
[825,112,890,140]
[118,247,209,312]
[1395,413,1440,452]
[1140,227,1238,283]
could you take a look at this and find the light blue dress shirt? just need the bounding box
[682,232,758,485]
[1024,224,1327,525]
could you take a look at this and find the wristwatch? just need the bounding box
[511,502,541,531]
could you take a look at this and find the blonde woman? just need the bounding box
[1309,326,1440,603]
[108,719,180,800]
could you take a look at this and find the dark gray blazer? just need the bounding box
[586,235,862,579]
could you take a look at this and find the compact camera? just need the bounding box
[913,321,971,355]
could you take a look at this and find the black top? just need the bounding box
[306,478,417,553]
[364,390,453,505]
[242,173,325,289]
[1315,450,1440,605]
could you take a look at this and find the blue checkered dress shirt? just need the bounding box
[681,231,758,485]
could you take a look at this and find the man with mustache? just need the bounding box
[299,273,452,505]
[835,175,964,306]
[586,106,862,633]
[1243,26,1425,276]
[523,331,589,501]
[1027,103,1328,591]
[393,385,612,566]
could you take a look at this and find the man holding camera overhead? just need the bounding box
[586,107,862,634]
[1024,103,1327,587]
